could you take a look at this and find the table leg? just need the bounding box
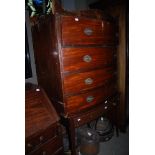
[68,118,76,155]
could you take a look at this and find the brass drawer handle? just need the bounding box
[77,118,81,122]
[84,28,93,36]
[86,96,94,103]
[39,136,44,142]
[104,100,108,104]
[104,106,108,109]
[85,78,93,85]
[83,55,92,62]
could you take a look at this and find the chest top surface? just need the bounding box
[25,83,59,138]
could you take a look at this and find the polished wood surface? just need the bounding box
[62,47,116,72]
[29,137,63,155]
[25,85,59,138]
[25,84,63,155]
[65,81,117,114]
[61,15,116,46]
[63,67,116,95]
[70,94,119,127]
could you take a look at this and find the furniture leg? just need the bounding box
[68,118,76,155]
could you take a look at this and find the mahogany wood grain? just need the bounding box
[25,86,59,139]
[61,47,116,72]
[25,84,63,155]
[63,67,116,95]
[29,136,63,155]
[31,15,65,114]
[71,103,109,128]
[61,15,116,46]
[65,80,117,114]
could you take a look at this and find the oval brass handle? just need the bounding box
[104,100,108,104]
[86,96,94,103]
[104,106,108,109]
[85,78,93,85]
[77,118,81,122]
[83,55,92,62]
[84,28,93,36]
[39,136,44,142]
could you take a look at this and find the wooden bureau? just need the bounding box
[25,84,64,155]
[31,1,119,154]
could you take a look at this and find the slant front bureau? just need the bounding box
[25,84,64,155]
[31,2,119,154]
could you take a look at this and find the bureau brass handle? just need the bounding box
[84,28,93,36]
[77,118,81,122]
[39,136,44,142]
[83,55,92,62]
[85,78,93,85]
[86,96,94,103]
[104,106,108,109]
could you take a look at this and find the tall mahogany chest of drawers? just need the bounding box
[31,5,119,155]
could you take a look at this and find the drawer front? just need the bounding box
[61,16,116,46]
[65,80,117,114]
[73,103,109,127]
[26,126,57,153]
[62,47,116,72]
[72,94,119,127]
[29,136,63,155]
[63,67,116,95]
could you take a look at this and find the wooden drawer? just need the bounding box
[73,103,109,127]
[61,16,116,46]
[26,126,57,154]
[63,67,116,95]
[65,80,117,114]
[72,94,119,127]
[61,47,116,72]
[29,136,63,155]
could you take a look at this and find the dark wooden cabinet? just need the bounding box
[31,2,119,154]
[25,84,64,155]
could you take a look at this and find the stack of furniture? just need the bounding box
[31,1,119,154]
[25,84,64,155]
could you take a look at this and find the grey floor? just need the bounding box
[64,126,129,155]
[98,127,129,155]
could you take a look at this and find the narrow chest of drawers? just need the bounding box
[58,14,118,115]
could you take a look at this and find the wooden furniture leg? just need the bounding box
[68,118,76,155]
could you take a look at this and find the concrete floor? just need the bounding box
[64,126,129,155]
[98,127,129,155]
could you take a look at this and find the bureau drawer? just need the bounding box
[73,103,109,127]
[29,136,63,155]
[62,47,116,72]
[26,126,57,154]
[63,67,116,95]
[72,94,119,127]
[65,80,117,114]
[61,16,116,46]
